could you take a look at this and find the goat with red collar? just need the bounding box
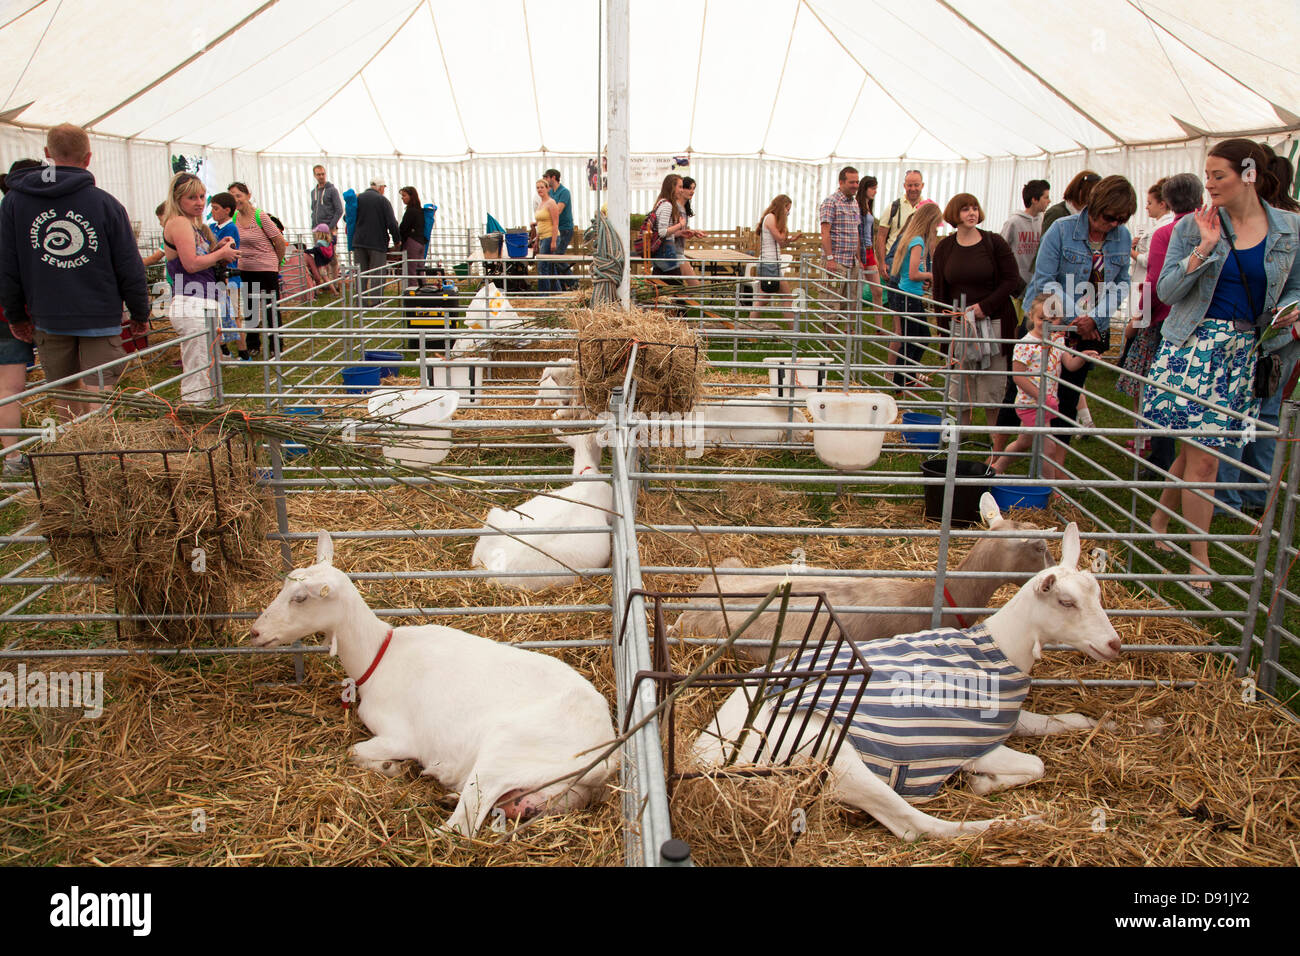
[250,531,618,837]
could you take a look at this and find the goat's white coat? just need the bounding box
[249,532,617,836]
[471,432,613,590]
[692,523,1144,840]
[533,362,577,409]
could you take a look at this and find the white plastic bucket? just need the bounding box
[366,388,459,467]
[806,392,897,471]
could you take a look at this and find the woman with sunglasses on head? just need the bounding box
[1144,140,1300,588]
[1024,175,1136,434]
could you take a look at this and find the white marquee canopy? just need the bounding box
[1,0,1296,235]
[2,0,1296,160]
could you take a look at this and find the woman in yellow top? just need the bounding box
[533,179,562,293]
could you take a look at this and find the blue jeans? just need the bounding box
[538,237,557,292]
[551,228,574,290]
[1217,342,1300,511]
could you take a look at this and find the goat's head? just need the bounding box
[250,531,354,650]
[1020,522,1120,662]
[973,493,1051,574]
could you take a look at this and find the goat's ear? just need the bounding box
[979,493,1002,527]
[315,530,334,567]
[1038,572,1056,594]
[1061,523,1081,570]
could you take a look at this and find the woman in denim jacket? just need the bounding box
[1144,139,1300,589]
[1024,176,1136,437]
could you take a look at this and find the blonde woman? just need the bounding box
[162,172,238,403]
[748,193,801,324]
[532,179,562,293]
[888,200,943,386]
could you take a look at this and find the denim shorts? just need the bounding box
[652,241,681,275]
[0,323,35,366]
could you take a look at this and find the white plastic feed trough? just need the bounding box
[366,388,459,467]
[764,356,832,399]
[807,392,897,471]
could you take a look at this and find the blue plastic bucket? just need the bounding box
[363,350,402,380]
[991,484,1053,511]
[504,231,529,258]
[283,405,322,456]
[342,366,382,394]
[901,411,942,447]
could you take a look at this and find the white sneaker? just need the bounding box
[1078,406,1094,428]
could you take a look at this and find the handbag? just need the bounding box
[636,201,666,258]
[1219,210,1281,400]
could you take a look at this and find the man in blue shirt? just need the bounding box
[544,169,575,291]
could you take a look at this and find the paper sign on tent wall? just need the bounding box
[628,155,690,191]
[171,154,215,200]
[588,154,691,191]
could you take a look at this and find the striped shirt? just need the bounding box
[818,190,861,263]
[235,210,283,272]
[778,624,1029,798]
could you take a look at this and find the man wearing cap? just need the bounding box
[353,176,400,306]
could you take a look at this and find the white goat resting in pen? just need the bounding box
[672,494,1049,662]
[250,532,618,836]
[692,523,1149,841]
[471,431,613,590]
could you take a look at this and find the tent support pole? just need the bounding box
[607,0,631,307]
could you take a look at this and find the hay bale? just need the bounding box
[28,418,274,642]
[571,305,705,414]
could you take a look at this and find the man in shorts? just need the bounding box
[0,123,149,420]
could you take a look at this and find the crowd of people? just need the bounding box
[795,142,1300,569]
[1,124,1298,556]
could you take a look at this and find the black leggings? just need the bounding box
[1055,335,1105,444]
[891,297,928,384]
[240,271,280,355]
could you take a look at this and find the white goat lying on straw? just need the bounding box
[250,532,618,836]
[470,431,613,590]
[692,523,1155,841]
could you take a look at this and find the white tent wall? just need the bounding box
[5,126,1295,243]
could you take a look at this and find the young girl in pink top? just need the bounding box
[992,292,1093,480]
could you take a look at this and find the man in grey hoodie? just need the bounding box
[0,124,148,420]
[998,179,1051,293]
[310,164,342,234]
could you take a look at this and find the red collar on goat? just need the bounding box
[349,628,394,703]
[943,587,970,629]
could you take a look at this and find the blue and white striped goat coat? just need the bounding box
[778,625,1031,798]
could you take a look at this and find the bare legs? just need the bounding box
[0,364,28,465]
[748,279,794,326]
[1150,440,1218,577]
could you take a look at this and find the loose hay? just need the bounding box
[571,305,705,414]
[635,486,1300,865]
[27,417,274,643]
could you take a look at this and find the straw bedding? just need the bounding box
[636,486,1299,866]
[1,399,1295,864]
[0,487,622,866]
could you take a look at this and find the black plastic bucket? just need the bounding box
[922,457,994,526]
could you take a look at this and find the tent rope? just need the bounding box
[590,212,625,308]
